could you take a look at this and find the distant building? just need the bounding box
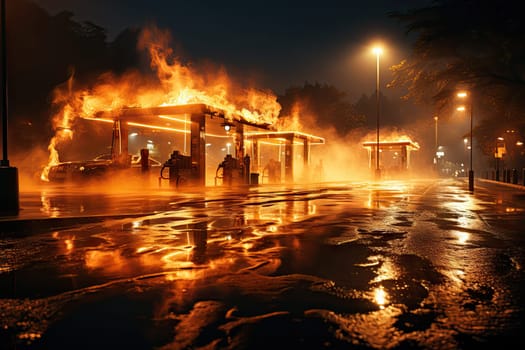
[362,140,420,177]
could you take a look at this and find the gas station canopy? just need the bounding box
[362,140,419,150]
[93,103,274,131]
[245,131,325,145]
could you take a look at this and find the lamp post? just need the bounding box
[457,91,474,192]
[1,0,7,168]
[434,115,438,172]
[1,0,20,215]
[372,46,383,180]
[434,116,438,153]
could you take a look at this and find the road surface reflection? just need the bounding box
[0,178,524,349]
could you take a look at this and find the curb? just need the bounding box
[477,178,525,191]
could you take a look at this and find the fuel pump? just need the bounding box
[159,150,192,188]
[215,154,251,186]
[216,154,236,186]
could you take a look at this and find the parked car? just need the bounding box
[45,153,163,183]
[46,159,114,183]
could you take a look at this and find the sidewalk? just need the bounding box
[477,177,525,190]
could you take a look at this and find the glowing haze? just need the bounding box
[37,25,425,187]
[41,26,282,181]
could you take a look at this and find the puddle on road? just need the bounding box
[1,180,524,348]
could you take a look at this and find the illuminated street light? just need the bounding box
[372,46,383,180]
[457,91,474,192]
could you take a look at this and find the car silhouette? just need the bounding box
[45,153,162,183]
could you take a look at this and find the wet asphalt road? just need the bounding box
[0,177,524,349]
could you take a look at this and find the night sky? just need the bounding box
[32,0,429,98]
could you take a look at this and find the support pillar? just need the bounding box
[303,139,309,181]
[401,145,408,170]
[284,135,293,183]
[112,119,130,166]
[252,140,259,173]
[190,113,206,186]
[370,146,376,172]
[234,122,244,166]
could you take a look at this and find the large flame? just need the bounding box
[41,75,78,181]
[41,26,281,181]
[140,27,280,124]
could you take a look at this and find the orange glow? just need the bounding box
[454,231,470,245]
[85,250,125,272]
[245,131,325,145]
[158,115,191,124]
[362,131,419,150]
[41,25,282,179]
[372,46,383,56]
[81,116,114,124]
[127,121,189,133]
[373,286,388,309]
[64,238,75,252]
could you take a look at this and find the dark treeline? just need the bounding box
[278,82,421,138]
[3,0,144,154]
[389,0,525,169]
[3,1,419,160]
[8,0,520,173]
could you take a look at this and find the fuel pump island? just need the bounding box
[88,103,325,188]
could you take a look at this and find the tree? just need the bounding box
[277,82,365,137]
[354,91,414,129]
[5,1,142,155]
[388,0,525,165]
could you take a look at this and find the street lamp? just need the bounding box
[372,46,383,180]
[434,115,438,152]
[457,91,474,192]
[0,0,20,215]
[434,115,438,172]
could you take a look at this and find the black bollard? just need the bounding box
[0,166,19,215]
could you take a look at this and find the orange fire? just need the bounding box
[274,103,302,131]
[41,25,281,181]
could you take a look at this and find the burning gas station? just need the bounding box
[36,26,425,191]
[32,25,334,190]
[41,98,425,187]
[43,102,326,188]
